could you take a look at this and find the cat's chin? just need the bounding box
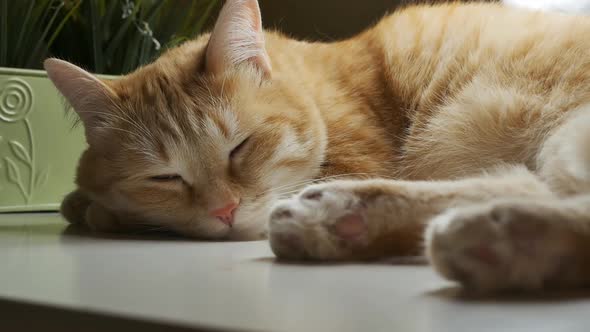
[226,228,268,241]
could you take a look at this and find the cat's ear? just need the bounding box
[44,58,116,144]
[205,0,272,78]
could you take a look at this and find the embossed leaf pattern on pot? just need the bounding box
[4,150,29,202]
[4,157,24,194]
[34,167,50,190]
[9,140,32,164]
[1,77,51,204]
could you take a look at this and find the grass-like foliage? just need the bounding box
[1,0,221,74]
[0,0,81,69]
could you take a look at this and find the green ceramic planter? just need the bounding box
[0,67,86,212]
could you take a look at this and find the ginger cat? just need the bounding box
[46,0,590,292]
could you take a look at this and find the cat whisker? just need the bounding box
[259,172,392,197]
[277,190,305,198]
[80,110,154,141]
[93,126,144,140]
[258,175,347,195]
[258,177,345,197]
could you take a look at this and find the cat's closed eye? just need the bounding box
[149,174,183,182]
[230,136,250,159]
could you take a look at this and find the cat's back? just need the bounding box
[368,2,590,108]
[364,3,590,179]
[373,2,590,57]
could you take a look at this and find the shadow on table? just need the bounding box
[427,285,590,303]
[61,223,200,242]
[0,297,256,332]
[251,255,428,266]
[258,256,590,302]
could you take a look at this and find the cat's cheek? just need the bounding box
[264,168,299,188]
[106,190,135,211]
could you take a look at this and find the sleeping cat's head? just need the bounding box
[45,0,326,239]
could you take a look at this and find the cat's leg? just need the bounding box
[268,165,554,260]
[426,196,590,292]
[427,108,590,291]
[61,190,127,232]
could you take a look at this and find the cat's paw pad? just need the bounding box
[268,183,368,260]
[426,203,572,292]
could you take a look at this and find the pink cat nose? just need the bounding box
[209,202,239,226]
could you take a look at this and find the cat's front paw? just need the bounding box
[60,190,92,224]
[60,190,126,232]
[268,182,371,260]
[426,202,575,292]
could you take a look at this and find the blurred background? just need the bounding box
[1,0,489,75]
[260,0,478,41]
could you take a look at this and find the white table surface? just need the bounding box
[1,213,590,331]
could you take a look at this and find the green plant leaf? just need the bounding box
[34,167,50,190]
[26,0,65,68]
[137,33,152,67]
[90,0,104,73]
[13,0,34,66]
[102,0,120,42]
[47,0,82,49]
[44,0,221,74]
[105,1,142,68]
[192,0,220,37]
[144,0,167,23]
[4,157,22,185]
[9,140,32,165]
[121,32,142,74]
[0,0,7,66]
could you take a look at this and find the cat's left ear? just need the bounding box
[44,58,117,145]
[205,0,272,78]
